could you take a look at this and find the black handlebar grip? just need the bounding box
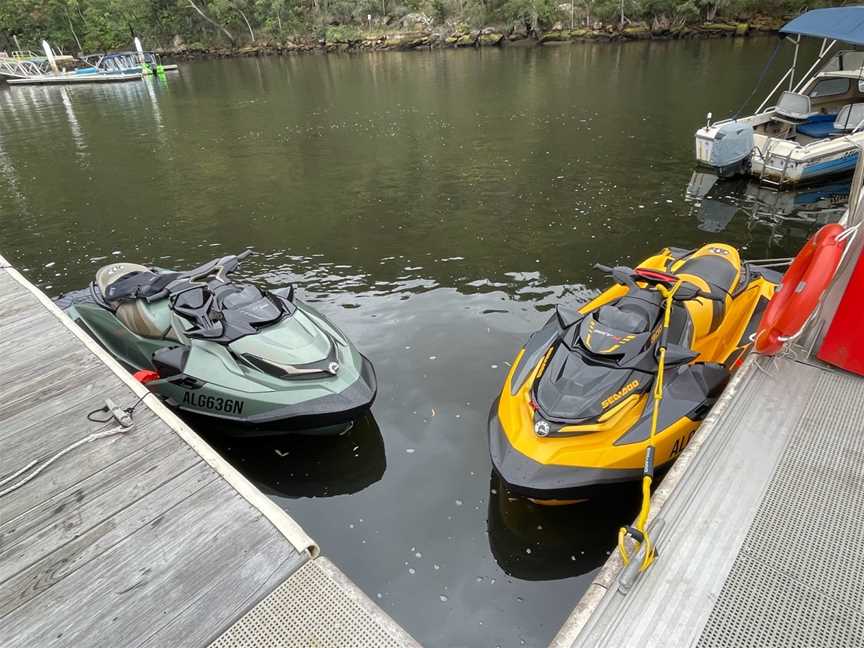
[146,289,168,303]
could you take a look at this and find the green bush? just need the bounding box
[0,0,851,52]
[325,23,363,40]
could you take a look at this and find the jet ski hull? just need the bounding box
[488,395,695,502]
[64,270,376,435]
[489,244,779,502]
[178,355,376,436]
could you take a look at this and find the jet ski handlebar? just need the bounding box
[593,264,723,303]
[144,250,255,303]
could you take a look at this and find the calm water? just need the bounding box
[0,40,848,647]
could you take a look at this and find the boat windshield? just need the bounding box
[821,50,864,74]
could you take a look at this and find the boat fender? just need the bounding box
[755,223,846,355]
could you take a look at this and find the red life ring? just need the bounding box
[755,223,846,355]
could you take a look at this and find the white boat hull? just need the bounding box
[696,118,862,186]
[6,72,142,85]
[750,137,861,184]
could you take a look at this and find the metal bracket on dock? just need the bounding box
[617,517,666,595]
[104,398,134,428]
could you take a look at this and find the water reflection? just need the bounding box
[204,412,386,498]
[487,472,642,581]
[686,170,851,244]
[58,88,88,162]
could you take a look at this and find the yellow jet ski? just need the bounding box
[489,243,779,503]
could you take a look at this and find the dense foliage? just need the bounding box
[0,0,842,53]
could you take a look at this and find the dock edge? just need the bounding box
[550,353,759,647]
[0,253,319,558]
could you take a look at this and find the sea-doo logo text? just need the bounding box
[601,380,639,408]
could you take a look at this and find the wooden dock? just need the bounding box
[0,256,419,648]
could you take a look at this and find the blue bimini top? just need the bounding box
[782,7,864,46]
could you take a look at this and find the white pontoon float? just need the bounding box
[695,7,864,186]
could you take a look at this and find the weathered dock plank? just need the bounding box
[0,256,419,648]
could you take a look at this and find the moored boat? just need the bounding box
[64,251,377,434]
[489,244,780,502]
[82,39,179,75]
[0,40,142,85]
[695,7,864,186]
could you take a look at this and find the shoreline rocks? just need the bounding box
[158,16,785,61]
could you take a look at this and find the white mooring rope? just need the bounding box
[0,424,131,498]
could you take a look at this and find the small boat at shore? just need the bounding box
[695,7,864,187]
[82,39,179,75]
[83,51,178,75]
[0,41,141,85]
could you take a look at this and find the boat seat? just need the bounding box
[796,113,839,138]
[833,103,864,132]
[774,91,814,123]
[116,301,170,338]
[95,263,151,297]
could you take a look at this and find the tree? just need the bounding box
[187,0,237,44]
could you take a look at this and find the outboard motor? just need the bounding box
[696,121,754,177]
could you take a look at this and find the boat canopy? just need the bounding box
[782,7,864,45]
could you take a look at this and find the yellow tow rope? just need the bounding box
[617,280,681,572]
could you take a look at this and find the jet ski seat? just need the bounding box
[94,263,176,339]
[669,245,742,338]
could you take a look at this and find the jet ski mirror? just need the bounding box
[594,263,638,289]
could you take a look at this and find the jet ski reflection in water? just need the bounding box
[687,170,850,238]
[64,250,376,434]
[205,412,386,498]
[487,471,642,581]
[489,243,780,503]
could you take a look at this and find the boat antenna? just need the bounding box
[732,36,784,120]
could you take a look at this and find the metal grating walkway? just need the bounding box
[561,355,864,648]
[697,366,864,648]
[209,558,421,648]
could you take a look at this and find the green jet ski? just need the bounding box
[64,250,376,434]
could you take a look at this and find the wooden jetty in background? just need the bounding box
[0,254,418,648]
